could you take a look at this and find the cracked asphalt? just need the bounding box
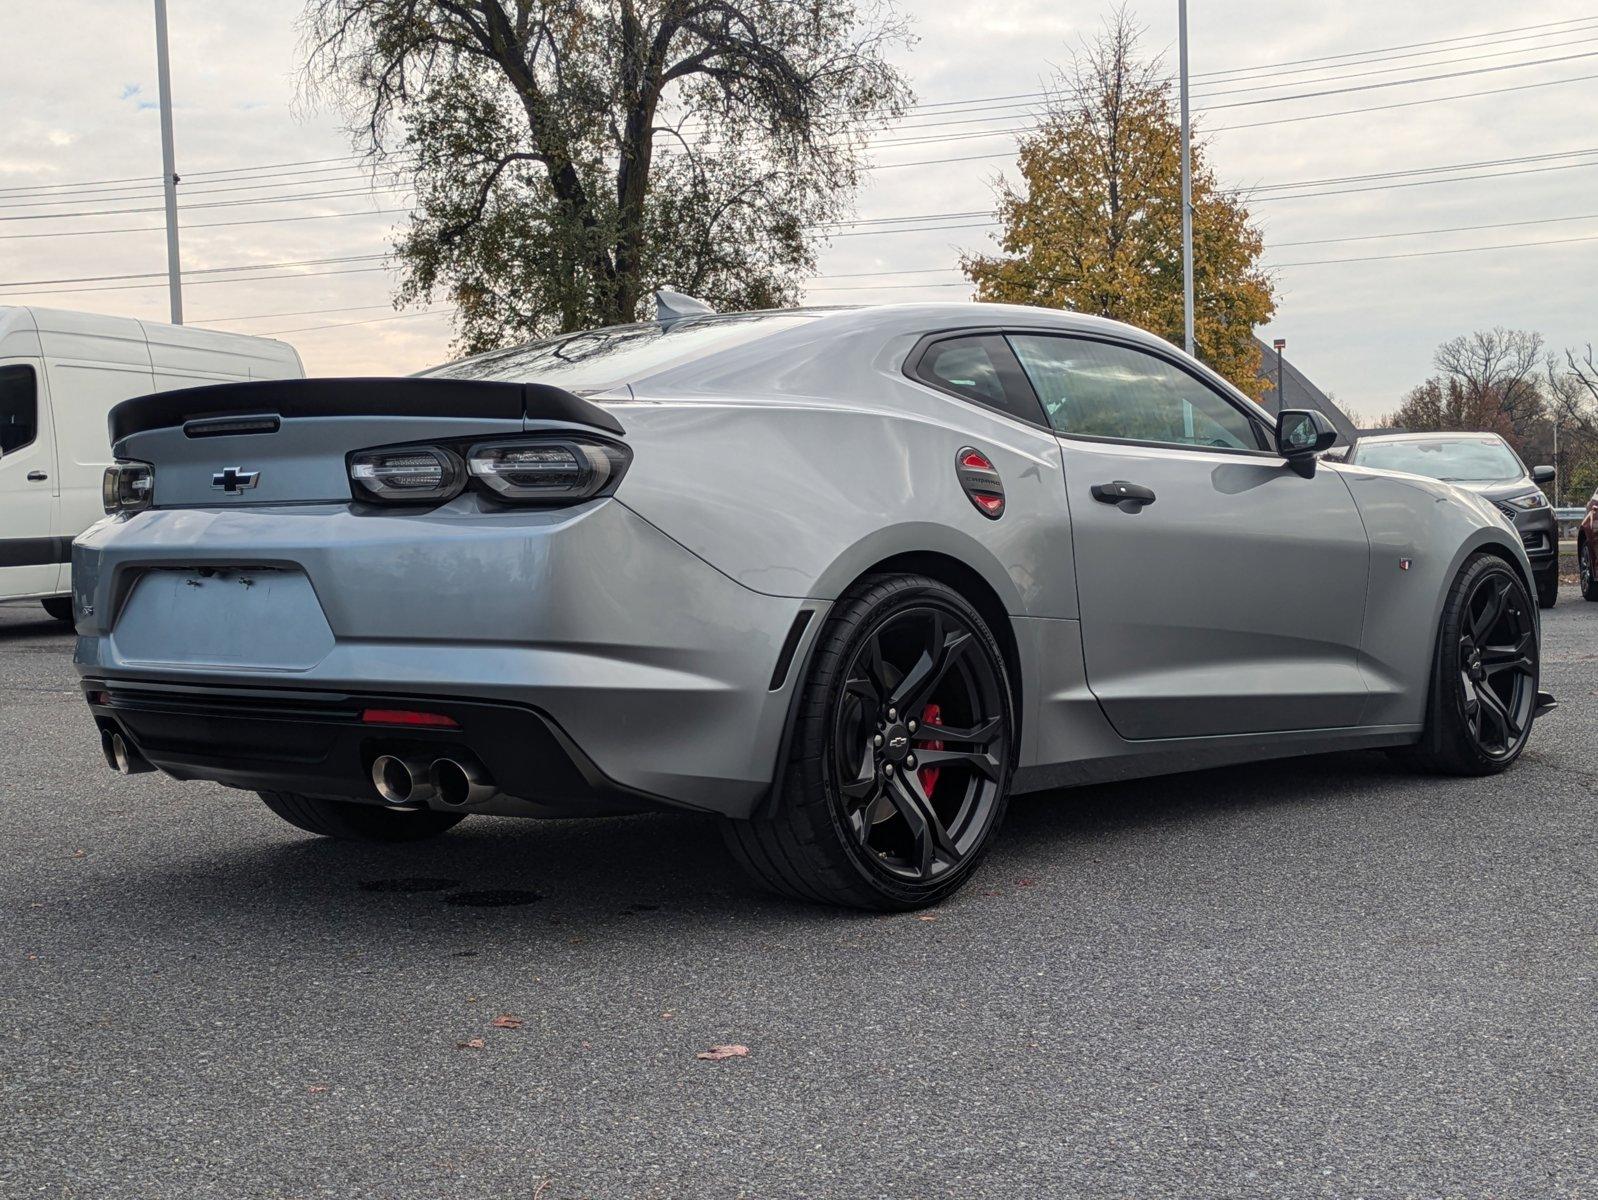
[1,592,1593,1198]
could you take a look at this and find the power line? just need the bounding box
[0,207,410,242]
[1270,230,1598,267]
[4,264,389,298]
[0,253,388,290]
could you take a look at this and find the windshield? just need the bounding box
[417,312,814,392]
[1352,437,1524,483]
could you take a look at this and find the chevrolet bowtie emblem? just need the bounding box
[211,467,260,494]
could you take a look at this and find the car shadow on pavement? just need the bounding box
[55,748,1422,945]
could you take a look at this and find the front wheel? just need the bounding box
[1401,553,1539,776]
[1536,567,1558,610]
[41,596,73,623]
[1580,537,1598,602]
[723,574,1015,910]
[258,791,466,841]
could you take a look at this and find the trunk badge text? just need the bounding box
[211,467,260,495]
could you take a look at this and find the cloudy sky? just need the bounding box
[1,1,1595,423]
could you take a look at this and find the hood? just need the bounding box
[1447,477,1540,503]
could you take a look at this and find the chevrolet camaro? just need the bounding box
[74,300,1551,908]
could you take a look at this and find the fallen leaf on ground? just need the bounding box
[70,850,86,859]
[491,1014,524,1030]
[696,1044,749,1061]
[1017,878,1036,888]
[661,1011,674,1020]
[915,913,938,921]
[306,1085,328,1094]
[456,1037,486,1050]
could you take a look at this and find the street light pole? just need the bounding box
[1178,0,1194,357]
[1273,338,1286,408]
[153,0,183,324]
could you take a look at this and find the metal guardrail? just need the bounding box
[1554,507,1585,522]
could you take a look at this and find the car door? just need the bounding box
[1006,332,1370,740]
[0,360,61,599]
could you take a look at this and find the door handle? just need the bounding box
[26,470,48,482]
[1091,480,1156,507]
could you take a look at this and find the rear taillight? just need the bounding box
[349,447,465,503]
[467,440,619,502]
[103,462,154,514]
[347,435,628,507]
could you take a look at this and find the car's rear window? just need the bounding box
[419,313,814,392]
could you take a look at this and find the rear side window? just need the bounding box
[0,364,37,455]
[1008,334,1264,451]
[908,334,1046,426]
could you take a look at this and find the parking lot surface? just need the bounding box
[1,594,1593,1198]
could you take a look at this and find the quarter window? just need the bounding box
[0,364,37,455]
[910,334,1044,426]
[1007,334,1262,451]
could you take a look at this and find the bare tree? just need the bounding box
[301,0,912,350]
[1432,327,1546,430]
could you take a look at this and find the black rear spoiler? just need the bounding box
[108,377,624,444]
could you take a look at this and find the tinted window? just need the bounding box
[911,335,1044,426]
[0,364,37,455]
[419,313,812,393]
[1007,335,1262,451]
[1350,437,1524,483]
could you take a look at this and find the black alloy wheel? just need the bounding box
[831,606,1009,883]
[1582,538,1598,601]
[1456,569,1537,760]
[721,574,1015,909]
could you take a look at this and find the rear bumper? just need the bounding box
[72,498,822,818]
[82,678,670,816]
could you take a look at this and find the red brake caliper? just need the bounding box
[917,703,944,796]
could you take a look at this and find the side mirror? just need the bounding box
[1532,465,1555,484]
[1276,409,1337,477]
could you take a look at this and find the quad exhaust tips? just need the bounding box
[100,728,154,775]
[371,753,497,807]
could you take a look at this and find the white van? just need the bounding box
[0,307,303,620]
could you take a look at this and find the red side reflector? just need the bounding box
[959,450,994,471]
[360,708,459,728]
[972,492,1005,516]
[88,690,110,706]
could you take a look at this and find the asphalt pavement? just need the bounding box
[1,593,1593,1198]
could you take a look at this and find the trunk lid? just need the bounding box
[109,377,624,507]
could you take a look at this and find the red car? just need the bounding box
[1581,492,1598,601]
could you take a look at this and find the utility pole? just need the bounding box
[1273,338,1287,408]
[1178,0,1194,357]
[153,0,183,324]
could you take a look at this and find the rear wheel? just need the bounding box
[258,790,466,841]
[722,574,1015,910]
[1581,537,1598,601]
[1401,553,1538,776]
[41,597,73,623]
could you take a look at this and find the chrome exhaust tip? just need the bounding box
[430,757,497,807]
[371,755,436,806]
[101,729,153,775]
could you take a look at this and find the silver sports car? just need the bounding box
[75,300,1550,908]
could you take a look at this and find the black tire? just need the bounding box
[1536,567,1558,610]
[258,790,466,841]
[1400,552,1539,777]
[1580,536,1598,602]
[40,596,73,623]
[722,574,1015,910]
